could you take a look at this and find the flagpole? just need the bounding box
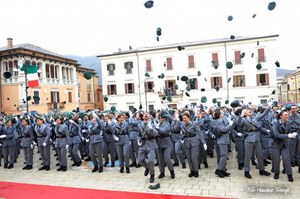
[24,64,29,114]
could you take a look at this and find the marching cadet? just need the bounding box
[240,105,271,179]
[137,111,158,183]
[69,118,83,167]
[103,114,116,167]
[157,111,175,179]
[128,112,142,168]
[80,113,91,161]
[87,112,104,173]
[20,117,35,170]
[35,115,52,171]
[0,118,17,169]
[212,109,233,178]
[54,116,70,171]
[181,111,201,178]
[288,105,300,168]
[170,109,186,168]
[272,110,297,182]
[114,114,130,173]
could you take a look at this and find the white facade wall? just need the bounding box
[99,35,278,111]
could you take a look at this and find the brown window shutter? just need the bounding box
[211,77,214,88]
[266,73,269,85]
[57,92,60,103]
[146,60,151,72]
[243,75,246,87]
[233,76,237,87]
[125,84,128,94]
[132,83,135,93]
[107,85,110,95]
[195,78,198,89]
[188,55,194,67]
[212,53,218,64]
[234,51,241,64]
[167,58,172,70]
[256,74,259,86]
[258,48,265,62]
[165,80,168,93]
[219,77,223,88]
[114,85,117,95]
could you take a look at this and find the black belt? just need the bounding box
[37,135,46,138]
[70,135,79,138]
[172,132,181,134]
[159,134,170,138]
[22,136,31,138]
[185,134,196,138]
[56,135,66,138]
[142,137,155,140]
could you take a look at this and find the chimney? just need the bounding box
[7,38,13,48]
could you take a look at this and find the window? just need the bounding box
[97,93,100,102]
[234,51,242,64]
[129,105,134,112]
[260,99,267,105]
[210,76,223,88]
[149,105,154,111]
[256,73,269,86]
[212,53,219,65]
[50,91,60,103]
[188,55,195,68]
[125,83,135,94]
[165,80,176,95]
[87,93,91,102]
[107,84,117,95]
[288,84,290,90]
[33,91,40,104]
[145,81,154,92]
[166,57,173,70]
[233,75,246,87]
[146,59,152,72]
[188,78,198,90]
[86,79,91,90]
[107,64,115,76]
[258,48,265,62]
[124,61,133,74]
[68,92,72,103]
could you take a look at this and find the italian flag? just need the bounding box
[19,64,39,88]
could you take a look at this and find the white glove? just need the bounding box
[181,139,184,144]
[0,135,7,139]
[288,132,298,139]
[211,134,216,139]
[147,122,152,129]
[69,120,74,124]
[66,145,69,150]
[203,143,207,151]
[0,143,2,146]
[92,112,98,118]
[237,133,243,137]
[53,122,57,125]
[205,131,209,135]
[33,141,37,146]
[42,142,47,147]
[82,129,86,133]
[229,120,234,125]
[85,139,89,142]
[114,136,119,142]
[138,141,142,146]
[81,137,85,141]
[30,144,34,149]
[154,122,160,129]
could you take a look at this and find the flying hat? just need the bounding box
[225,99,229,105]
[145,72,150,77]
[230,100,240,108]
[230,35,235,40]
[178,46,185,51]
[212,61,218,69]
[162,96,166,100]
[26,96,31,101]
[271,90,276,95]
[256,63,262,70]
[227,77,231,83]
[158,73,165,79]
[200,88,205,92]
[251,52,254,58]
[181,76,188,81]
[228,15,233,21]
[167,95,172,102]
[185,92,190,97]
[275,61,280,67]
[201,96,207,103]
[240,52,245,58]
[186,86,191,91]
[111,106,116,113]
[252,14,256,18]
[226,61,233,69]
[212,98,217,103]
[156,27,162,36]
[177,76,179,80]
[175,84,178,90]
[197,71,201,76]
[215,85,220,92]
[204,77,207,82]
[144,0,154,8]
[104,96,108,102]
[257,41,260,46]
[268,1,276,11]
[83,71,92,80]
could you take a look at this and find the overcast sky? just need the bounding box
[0,0,299,69]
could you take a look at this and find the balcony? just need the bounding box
[257,56,267,63]
[47,102,66,111]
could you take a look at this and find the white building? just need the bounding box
[98,35,278,111]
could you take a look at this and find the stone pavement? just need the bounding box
[0,147,299,199]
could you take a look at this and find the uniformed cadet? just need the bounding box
[170,110,186,168]
[272,110,297,182]
[240,105,271,179]
[87,112,104,173]
[157,111,175,179]
[54,116,70,171]
[20,117,35,170]
[80,113,91,161]
[35,116,52,171]
[69,118,83,167]
[0,118,17,169]
[181,112,200,178]
[128,112,142,168]
[137,111,158,183]
[103,114,116,167]
[212,109,233,178]
[114,114,130,173]
[288,105,300,167]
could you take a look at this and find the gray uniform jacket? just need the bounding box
[157,121,172,148]
[181,121,200,148]
[128,117,140,140]
[21,125,34,147]
[170,120,182,142]
[69,122,82,144]
[103,121,115,143]
[54,124,70,147]
[231,115,245,140]
[289,113,300,140]
[241,108,270,143]
[0,125,17,147]
[214,118,233,145]
[138,121,158,150]
[272,120,293,148]
[114,122,129,145]
[34,124,52,146]
[88,117,103,144]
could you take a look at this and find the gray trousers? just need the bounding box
[70,143,81,163]
[3,145,15,165]
[129,139,139,163]
[198,141,207,164]
[288,138,298,163]
[158,146,174,173]
[103,141,116,163]
[15,139,21,162]
[38,145,51,166]
[184,145,199,172]
[174,140,185,164]
[0,146,2,165]
[217,144,228,171]
[138,148,156,175]
[235,139,244,164]
[261,137,271,159]
[271,146,292,175]
[23,146,33,166]
[89,142,103,168]
[244,141,264,172]
[57,146,67,167]
[116,143,130,167]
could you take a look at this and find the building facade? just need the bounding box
[98,35,279,111]
[280,67,300,104]
[0,38,101,114]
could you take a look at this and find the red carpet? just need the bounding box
[0,181,229,199]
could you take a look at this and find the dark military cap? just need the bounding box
[200,88,205,92]
[167,95,172,102]
[225,99,229,105]
[144,0,154,8]
[145,72,150,78]
[215,85,220,92]
[268,2,276,11]
[156,27,162,36]
[240,52,245,58]
[201,96,207,103]
[177,76,179,80]
[27,96,31,101]
[197,71,201,76]
[272,90,276,95]
[226,61,233,69]
[228,15,233,21]
[181,76,189,81]
[186,86,191,91]
[252,14,256,18]
[104,96,108,102]
[228,77,231,83]
[212,98,217,103]
[178,46,185,51]
[230,35,235,40]
[275,61,280,67]
[185,92,190,97]
[212,61,218,69]
[83,71,92,80]
[256,63,262,70]
[175,84,178,90]
[230,100,240,108]
[162,96,166,100]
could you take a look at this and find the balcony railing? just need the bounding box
[257,56,267,62]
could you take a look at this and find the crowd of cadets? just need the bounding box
[1,102,300,183]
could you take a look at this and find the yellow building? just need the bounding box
[280,67,300,104]
[0,38,102,114]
